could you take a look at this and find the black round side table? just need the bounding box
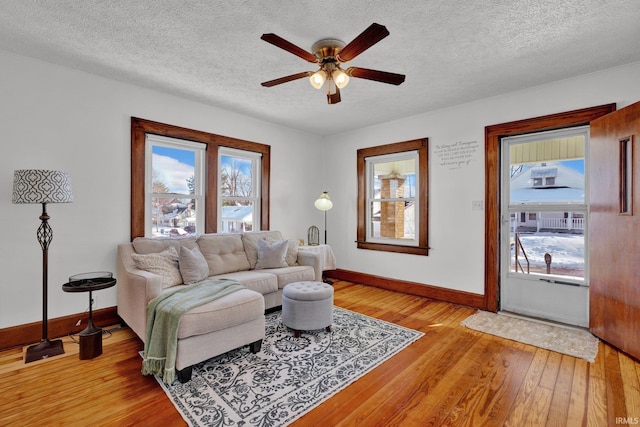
[62,272,116,360]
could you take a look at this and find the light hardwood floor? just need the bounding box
[1,281,639,426]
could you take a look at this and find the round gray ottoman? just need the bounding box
[282,281,334,337]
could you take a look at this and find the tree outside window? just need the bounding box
[219,149,261,232]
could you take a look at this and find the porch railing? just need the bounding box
[514,232,530,274]
[539,217,585,230]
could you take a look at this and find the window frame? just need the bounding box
[365,150,419,246]
[484,103,616,312]
[130,117,270,240]
[357,138,429,255]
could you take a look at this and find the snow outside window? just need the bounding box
[504,126,588,281]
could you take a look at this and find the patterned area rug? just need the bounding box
[155,307,423,426]
[461,311,599,362]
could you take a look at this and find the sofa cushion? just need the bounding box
[197,234,251,275]
[255,239,288,269]
[131,247,183,289]
[179,246,209,284]
[243,231,294,268]
[177,288,264,339]
[242,231,284,269]
[210,270,278,295]
[132,236,198,254]
[268,266,317,289]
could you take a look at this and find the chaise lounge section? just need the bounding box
[117,230,322,381]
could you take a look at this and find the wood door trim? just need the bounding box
[483,104,616,312]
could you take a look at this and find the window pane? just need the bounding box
[368,157,417,242]
[151,197,198,237]
[373,158,416,199]
[221,201,254,232]
[510,210,584,278]
[373,200,416,241]
[220,155,253,197]
[369,201,380,238]
[151,146,195,195]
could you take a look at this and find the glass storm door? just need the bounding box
[500,126,589,327]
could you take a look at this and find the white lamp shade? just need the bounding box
[314,192,333,211]
[12,169,73,204]
[332,68,350,89]
[309,70,326,89]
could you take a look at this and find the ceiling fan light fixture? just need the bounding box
[309,70,326,89]
[261,24,405,105]
[332,68,349,89]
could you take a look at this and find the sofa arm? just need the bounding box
[297,251,323,282]
[117,243,164,341]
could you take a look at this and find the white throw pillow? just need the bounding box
[284,239,299,266]
[255,239,289,270]
[178,246,209,284]
[131,246,182,289]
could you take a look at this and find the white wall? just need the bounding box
[0,51,325,328]
[323,61,640,295]
[3,48,639,330]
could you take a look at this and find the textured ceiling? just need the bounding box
[1,1,640,136]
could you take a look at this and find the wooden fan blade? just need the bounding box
[336,23,390,62]
[346,67,406,85]
[261,33,318,63]
[261,71,313,87]
[327,86,341,104]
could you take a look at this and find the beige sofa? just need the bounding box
[117,230,321,381]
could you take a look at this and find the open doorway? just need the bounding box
[483,104,615,316]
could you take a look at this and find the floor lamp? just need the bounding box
[314,191,333,244]
[12,169,73,363]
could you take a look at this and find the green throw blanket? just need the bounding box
[142,278,245,383]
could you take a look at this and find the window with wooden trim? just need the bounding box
[130,118,270,240]
[357,138,429,255]
[219,147,262,232]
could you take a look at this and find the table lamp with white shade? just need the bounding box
[314,191,333,244]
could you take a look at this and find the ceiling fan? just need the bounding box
[260,23,405,104]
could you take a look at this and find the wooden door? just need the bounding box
[590,100,640,359]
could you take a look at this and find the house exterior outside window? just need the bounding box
[531,166,558,188]
[357,138,429,256]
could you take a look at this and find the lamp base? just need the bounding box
[78,320,102,360]
[25,338,65,363]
